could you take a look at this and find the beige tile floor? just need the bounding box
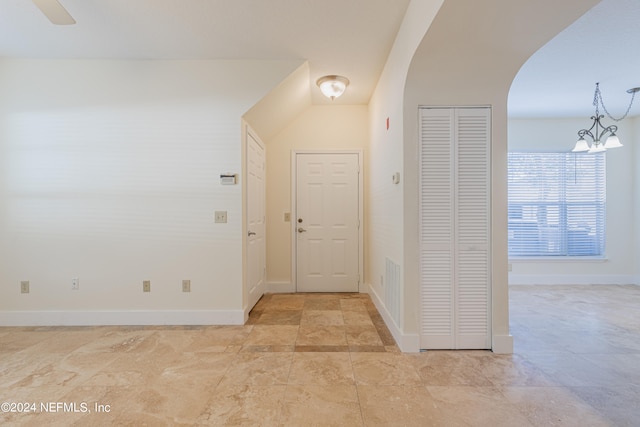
[1,286,639,426]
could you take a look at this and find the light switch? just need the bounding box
[215,211,227,223]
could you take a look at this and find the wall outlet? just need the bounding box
[72,277,80,290]
[214,211,227,223]
[20,280,30,294]
[143,280,151,292]
[182,279,191,292]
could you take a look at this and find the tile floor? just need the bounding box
[0,286,639,426]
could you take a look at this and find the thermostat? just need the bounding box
[220,174,237,185]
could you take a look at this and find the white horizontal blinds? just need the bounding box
[419,107,491,350]
[507,152,605,257]
[455,109,490,349]
[565,153,605,256]
[419,108,455,349]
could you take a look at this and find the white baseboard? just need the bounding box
[509,274,637,285]
[492,334,514,354]
[367,283,420,353]
[266,282,295,293]
[0,310,245,327]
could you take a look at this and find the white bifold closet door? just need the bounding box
[419,107,491,350]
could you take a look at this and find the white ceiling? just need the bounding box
[1,0,638,116]
[0,0,411,105]
[509,0,640,118]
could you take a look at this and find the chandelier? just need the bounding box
[572,83,640,153]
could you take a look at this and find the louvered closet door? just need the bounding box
[419,107,491,350]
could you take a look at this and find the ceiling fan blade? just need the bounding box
[32,0,76,25]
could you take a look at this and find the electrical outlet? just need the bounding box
[20,280,30,294]
[72,277,79,290]
[214,211,227,223]
[182,279,191,293]
[143,280,151,292]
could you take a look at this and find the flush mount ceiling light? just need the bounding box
[316,75,350,100]
[572,82,640,153]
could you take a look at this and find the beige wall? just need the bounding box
[265,105,368,287]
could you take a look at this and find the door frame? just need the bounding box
[291,150,364,293]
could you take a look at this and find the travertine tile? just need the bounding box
[345,325,383,346]
[426,385,536,427]
[299,310,344,326]
[220,352,293,386]
[288,352,354,385]
[351,353,422,386]
[501,386,611,427]
[244,325,298,346]
[280,385,362,427]
[2,287,639,426]
[252,310,302,325]
[358,385,446,426]
[342,310,374,326]
[296,325,348,346]
[303,298,342,310]
[198,384,286,426]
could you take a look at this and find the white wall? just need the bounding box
[265,105,368,290]
[508,118,636,285]
[0,59,300,325]
[366,0,444,351]
[633,117,640,284]
[402,0,597,353]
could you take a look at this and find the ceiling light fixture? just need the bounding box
[572,82,639,153]
[316,75,349,100]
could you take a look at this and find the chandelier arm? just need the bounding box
[577,129,594,141]
[598,125,618,142]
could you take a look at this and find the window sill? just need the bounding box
[509,257,608,263]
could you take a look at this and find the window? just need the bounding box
[508,152,605,257]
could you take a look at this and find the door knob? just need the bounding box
[297,227,307,233]
[248,231,256,236]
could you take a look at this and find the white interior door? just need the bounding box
[419,107,491,350]
[247,129,265,310]
[295,153,360,292]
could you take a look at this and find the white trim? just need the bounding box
[368,283,420,353]
[291,150,364,293]
[266,281,295,293]
[509,274,636,285]
[0,310,245,327]
[510,257,608,263]
[492,334,514,354]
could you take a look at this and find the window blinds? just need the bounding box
[507,152,605,257]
